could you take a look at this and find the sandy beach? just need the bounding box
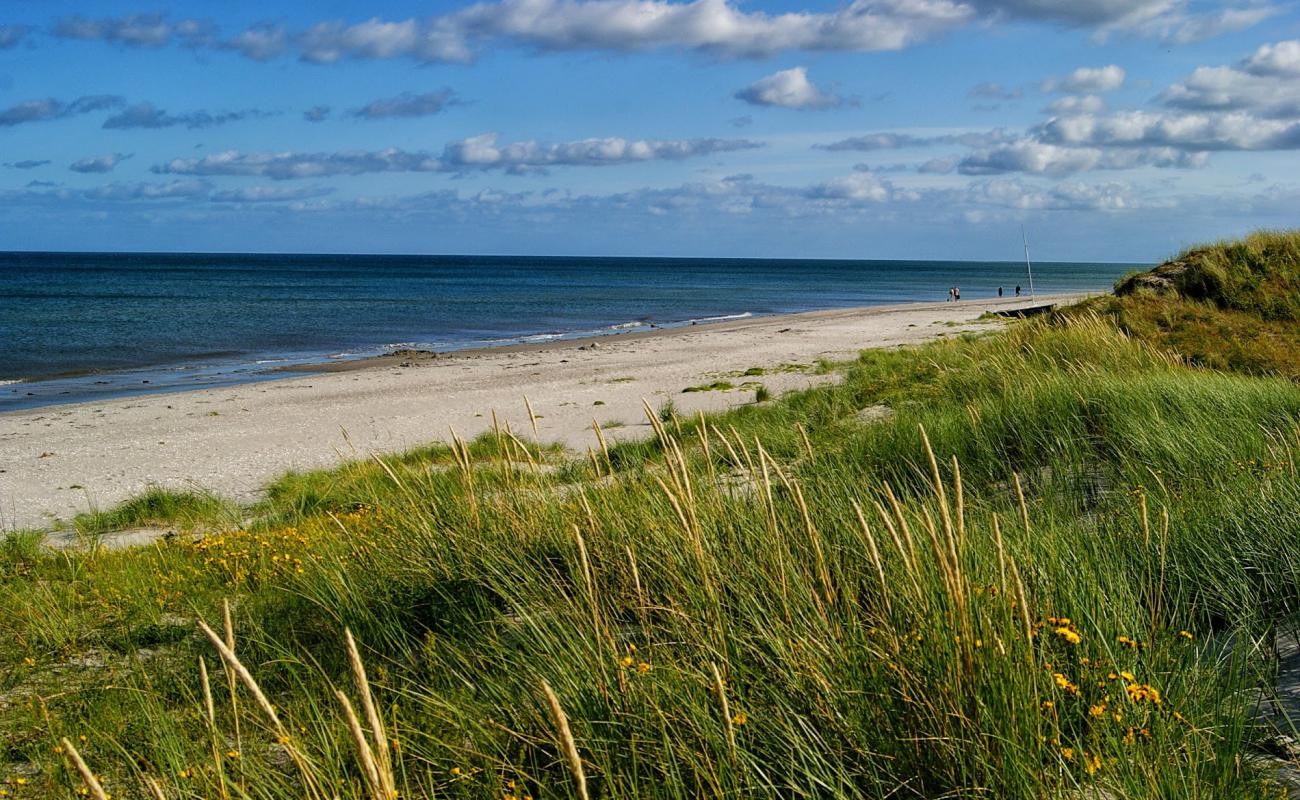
[0,294,1085,532]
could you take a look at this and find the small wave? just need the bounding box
[686,311,753,324]
[0,378,23,386]
[607,321,645,330]
[255,358,290,365]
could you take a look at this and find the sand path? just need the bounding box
[0,294,1084,531]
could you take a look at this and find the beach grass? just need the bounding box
[6,232,1300,798]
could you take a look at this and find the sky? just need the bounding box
[0,0,1297,261]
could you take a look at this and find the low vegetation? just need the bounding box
[5,232,1300,799]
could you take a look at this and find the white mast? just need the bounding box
[1021,224,1036,300]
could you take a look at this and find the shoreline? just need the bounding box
[1,293,1088,532]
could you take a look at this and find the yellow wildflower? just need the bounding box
[732,711,748,726]
[1054,627,1081,645]
[636,662,651,674]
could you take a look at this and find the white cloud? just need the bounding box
[0,95,124,127]
[1041,65,1125,93]
[1045,94,1107,114]
[735,67,843,109]
[101,102,267,130]
[1243,39,1300,76]
[69,153,131,173]
[153,134,763,179]
[350,89,457,119]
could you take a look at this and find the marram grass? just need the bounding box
[4,310,1300,798]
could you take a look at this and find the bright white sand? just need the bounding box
[0,294,1085,531]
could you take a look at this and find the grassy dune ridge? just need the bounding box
[6,233,1300,797]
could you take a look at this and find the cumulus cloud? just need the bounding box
[1041,65,1125,93]
[42,2,1273,70]
[0,95,124,127]
[1243,39,1300,76]
[1160,42,1300,118]
[1038,109,1300,151]
[350,89,457,119]
[101,102,268,130]
[84,179,211,200]
[0,25,29,49]
[70,153,132,173]
[55,1,977,64]
[303,106,331,122]
[153,134,763,179]
[6,160,51,169]
[52,13,215,48]
[965,141,1210,175]
[918,155,960,173]
[1045,94,1107,114]
[223,23,288,60]
[735,67,843,109]
[973,0,1274,42]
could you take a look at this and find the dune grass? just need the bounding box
[1088,229,1300,379]
[72,486,239,537]
[7,242,1300,797]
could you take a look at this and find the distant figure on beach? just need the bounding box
[947,287,954,302]
[954,287,961,300]
[1015,285,1022,297]
[998,286,1003,297]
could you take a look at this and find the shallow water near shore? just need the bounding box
[1,251,1135,410]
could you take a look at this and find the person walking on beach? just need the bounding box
[1015,285,1021,297]
[947,287,954,302]
[954,287,961,301]
[998,286,1003,297]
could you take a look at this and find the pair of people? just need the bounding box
[947,286,962,301]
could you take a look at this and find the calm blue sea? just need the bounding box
[0,252,1138,411]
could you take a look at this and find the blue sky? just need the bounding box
[0,0,1297,261]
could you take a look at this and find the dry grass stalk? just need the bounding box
[1009,557,1033,651]
[199,656,215,726]
[696,412,716,483]
[572,524,604,648]
[337,689,385,800]
[523,394,540,441]
[709,423,744,471]
[641,398,668,446]
[918,426,956,557]
[726,424,757,475]
[626,545,649,636]
[505,429,540,473]
[369,452,407,492]
[852,500,892,618]
[541,681,590,800]
[992,513,1007,595]
[143,776,168,800]
[59,738,108,800]
[792,481,835,610]
[952,455,965,545]
[1013,473,1031,535]
[591,418,612,470]
[198,620,283,730]
[221,600,242,769]
[881,483,919,570]
[343,629,395,799]
[796,423,814,463]
[710,662,738,770]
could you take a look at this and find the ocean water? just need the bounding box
[0,252,1138,410]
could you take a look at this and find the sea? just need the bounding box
[0,252,1138,411]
